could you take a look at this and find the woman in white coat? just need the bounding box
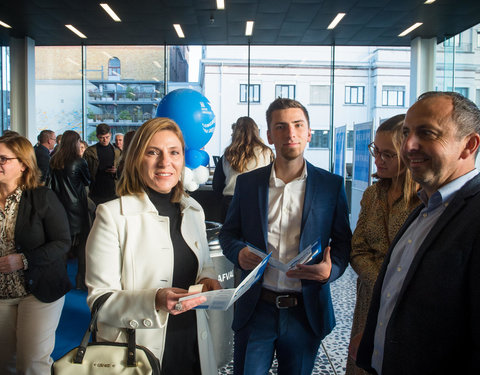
[86,117,221,375]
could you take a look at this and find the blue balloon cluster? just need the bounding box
[156,89,215,169]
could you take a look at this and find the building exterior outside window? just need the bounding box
[275,84,295,99]
[108,57,121,80]
[382,85,405,107]
[310,85,330,105]
[444,34,461,48]
[454,87,469,97]
[345,86,364,104]
[1,47,10,134]
[239,84,260,103]
[310,129,330,148]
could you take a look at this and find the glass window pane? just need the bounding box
[86,46,165,143]
[35,46,83,137]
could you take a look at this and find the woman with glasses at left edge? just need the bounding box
[0,133,72,374]
[346,114,420,375]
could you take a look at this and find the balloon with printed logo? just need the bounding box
[156,89,216,150]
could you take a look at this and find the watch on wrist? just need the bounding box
[20,253,28,270]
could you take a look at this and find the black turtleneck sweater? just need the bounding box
[146,188,201,375]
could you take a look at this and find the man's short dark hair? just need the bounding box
[266,97,310,130]
[417,91,480,139]
[96,123,111,136]
[38,130,54,144]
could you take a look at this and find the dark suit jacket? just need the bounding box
[219,162,352,338]
[357,173,480,375]
[34,144,50,182]
[15,187,72,302]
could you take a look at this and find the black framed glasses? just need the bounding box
[367,142,397,162]
[0,156,18,165]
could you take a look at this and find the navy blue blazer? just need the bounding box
[357,173,480,375]
[219,161,352,338]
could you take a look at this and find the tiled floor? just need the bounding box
[218,266,357,374]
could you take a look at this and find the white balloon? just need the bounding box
[183,167,194,187]
[192,165,210,184]
[185,181,199,192]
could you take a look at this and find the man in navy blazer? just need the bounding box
[219,98,352,375]
[355,91,480,375]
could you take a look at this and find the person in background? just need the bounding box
[83,123,121,206]
[34,129,56,182]
[355,91,480,374]
[219,98,352,375]
[116,130,136,178]
[114,133,124,152]
[346,114,419,375]
[79,140,88,158]
[50,130,91,290]
[50,134,62,158]
[0,133,71,374]
[86,118,221,374]
[212,116,273,222]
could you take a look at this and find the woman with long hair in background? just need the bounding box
[50,130,91,290]
[213,116,273,221]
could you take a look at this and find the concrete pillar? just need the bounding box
[10,36,36,141]
[410,37,437,104]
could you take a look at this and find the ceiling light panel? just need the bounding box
[245,21,254,36]
[327,13,346,30]
[65,25,87,39]
[100,4,121,22]
[173,24,185,38]
[398,22,423,37]
[217,0,225,10]
[0,20,12,28]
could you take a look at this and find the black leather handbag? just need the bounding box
[51,292,161,374]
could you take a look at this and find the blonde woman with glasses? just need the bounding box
[347,114,420,375]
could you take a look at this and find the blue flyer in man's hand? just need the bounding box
[247,239,322,272]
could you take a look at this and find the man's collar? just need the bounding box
[418,169,479,207]
[270,159,308,185]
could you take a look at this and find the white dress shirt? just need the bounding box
[263,161,307,292]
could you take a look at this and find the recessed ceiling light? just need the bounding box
[424,0,436,4]
[398,22,423,37]
[173,24,185,38]
[0,20,11,29]
[327,13,346,30]
[245,21,254,36]
[100,3,121,22]
[65,25,87,39]
[217,0,225,10]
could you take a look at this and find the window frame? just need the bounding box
[275,84,296,99]
[345,85,365,105]
[239,83,261,103]
[381,86,405,107]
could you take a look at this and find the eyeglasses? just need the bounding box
[368,142,397,162]
[0,156,18,165]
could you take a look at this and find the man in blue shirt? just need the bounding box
[356,91,480,375]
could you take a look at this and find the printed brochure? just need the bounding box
[247,239,322,273]
[179,253,271,311]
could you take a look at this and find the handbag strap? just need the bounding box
[73,292,137,367]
